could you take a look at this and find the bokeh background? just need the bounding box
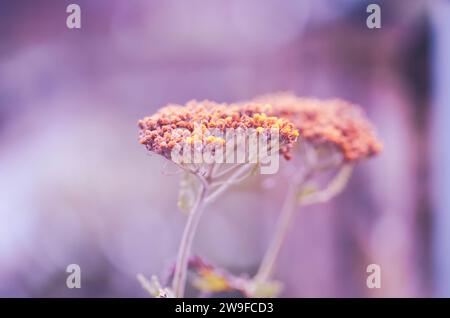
[1,0,449,297]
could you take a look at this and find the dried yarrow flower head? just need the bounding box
[253,92,382,163]
[137,99,299,298]
[138,100,298,171]
[249,92,383,217]
[235,92,382,295]
[188,93,383,298]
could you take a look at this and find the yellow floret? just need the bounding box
[206,136,216,143]
[192,269,229,293]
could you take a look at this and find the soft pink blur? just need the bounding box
[0,0,443,297]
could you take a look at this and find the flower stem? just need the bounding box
[300,164,353,206]
[205,163,253,204]
[254,183,298,283]
[172,184,207,298]
[253,164,353,285]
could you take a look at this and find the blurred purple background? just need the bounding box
[0,0,448,297]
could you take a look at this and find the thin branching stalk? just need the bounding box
[300,164,353,206]
[205,163,253,204]
[172,183,207,298]
[172,163,256,297]
[137,274,155,295]
[253,164,353,286]
[212,164,242,180]
[254,183,298,283]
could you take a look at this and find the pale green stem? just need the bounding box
[204,163,253,205]
[172,184,207,298]
[172,163,255,297]
[254,183,298,283]
[254,164,353,285]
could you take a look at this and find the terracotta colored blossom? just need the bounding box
[137,99,301,298]
[138,99,299,161]
[137,94,382,298]
[253,93,382,161]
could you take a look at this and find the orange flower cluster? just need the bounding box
[138,100,299,161]
[253,93,382,161]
